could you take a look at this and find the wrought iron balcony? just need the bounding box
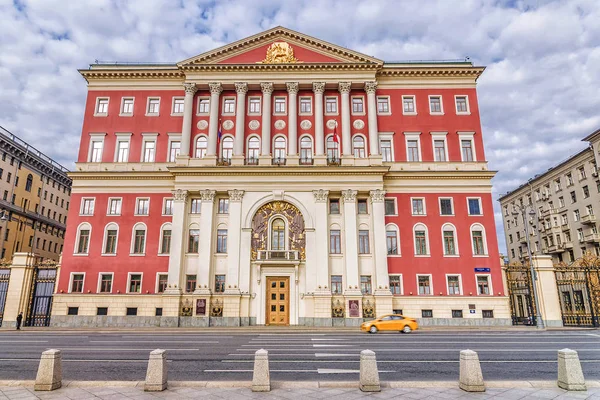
[245,157,259,165]
[327,156,341,166]
[581,214,597,225]
[299,157,314,165]
[216,157,231,166]
[257,250,299,261]
[272,157,287,166]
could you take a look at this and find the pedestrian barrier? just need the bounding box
[145,349,168,392]
[252,348,270,392]
[557,348,586,391]
[359,349,381,392]
[34,349,62,391]
[459,349,485,392]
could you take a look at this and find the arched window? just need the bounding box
[442,223,458,256]
[159,223,172,255]
[300,136,313,164]
[25,174,33,192]
[353,136,366,158]
[413,223,429,256]
[221,136,234,160]
[271,218,286,250]
[75,223,91,255]
[103,223,119,255]
[195,136,208,159]
[326,136,339,160]
[385,224,399,255]
[247,136,260,164]
[471,224,488,256]
[131,223,147,255]
[274,136,287,161]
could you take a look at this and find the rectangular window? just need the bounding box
[330,230,341,254]
[198,98,210,114]
[133,230,146,254]
[135,198,149,215]
[386,230,398,255]
[163,199,173,215]
[352,97,364,113]
[418,275,431,295]
[358,230,370,254]
[452,310,464,318]
[384,198,396,215]
[116,139,129,162]
[422,309,433,318]
[147,98,160,114]
[142,140,156,162]
[461,140,474,162]
[223,98,235,114]
[90,140,103,162]
[274,97,286,114]
[407,139,420,162]
[329,199,340,214]
[248,97,260,114]
[570,191,577,203]
[129,274,142,293]
[104,230,117,254]
[99,273,113,293]
[190,199,201,214]
[77,230,90,254]
[429,96,442,113]
[579,166,587,180]
[157,274,168,293]
[415,231,428,255]
[215,274,226,293]
[380,139,392,162]
[583,185,590,198]
[443,230,456,255]
[96,98,109,115]
[217,229,228,253]
[472,230,485,255]
[161,230,171,254]
[188,229,200,253]
[482,310,494,318]
[477,275,490,295]
[455,96,468,113]
[172,98,185,114]
[389,275,402,295]
[325,97,337,114]
[402,96,415,114]
[218,198,229,214]
[299,97,312,114]
[68,307,79,316]
[126,307,138,316]
[331,275,343,295]
[377,96,390,113]
[121,98,134,115]
[168,141,181,162]
[185,274,196,293]
[412,198,425,215]
[468,198,482,215]
[97,307,108,316]
[360,275,372,295]
[80,198,95,215]
[108,198,121,215]
[357,199,368,214]
[447,275,461,295]
[433,139,446,162]
[70,273,84,293]
[440,198,453,215]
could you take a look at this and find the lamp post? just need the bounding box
[512,204,545,329]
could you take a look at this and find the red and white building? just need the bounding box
[52,27,509,327]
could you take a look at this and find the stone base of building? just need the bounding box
[416,318,512,326]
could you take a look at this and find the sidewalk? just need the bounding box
[1,381,600,399]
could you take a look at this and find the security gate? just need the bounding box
[0,268,10,327]
[555,254,600,327]
[505,263,537,326]
[26,267,57,327]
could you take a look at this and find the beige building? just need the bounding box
[500,129,600,265]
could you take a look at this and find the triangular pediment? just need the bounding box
[178,26,383,66]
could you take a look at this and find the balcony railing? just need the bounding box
[581,214,597,225]
[245,157,259,165]
[257,250,299,261]
[299,157,314,165]
[560,241,573,249]
[272,157,287,166]
[547,244,561,254]
[216,157,231,166]
[584,233,600,243]
[327,156,341,166]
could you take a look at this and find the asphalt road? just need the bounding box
[0,329,599,382]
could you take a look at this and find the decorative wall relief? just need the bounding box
[251,201,306,260]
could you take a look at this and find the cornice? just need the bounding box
[168,165,391,176]
[68,171,172,180]
[79,68,184,82]
[384,170,497,180]
[179,63,381,72]
[378,66,485,80]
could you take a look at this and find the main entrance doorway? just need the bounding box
[266,277,289,326]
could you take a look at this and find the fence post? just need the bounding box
[144,349,168,391]
[34,349,62,391]
[459,350,485,392]
[558,348,586,391]
[252,349,270,392]
[359,349,381,392]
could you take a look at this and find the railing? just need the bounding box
[299,157,314,165]
[584,233,600,243]
[560,241,574,249]
[257,250,299,261]
[216,158,231,166]
[581,214,597,225]
[327,156,341,166]
[272,157,286,166]
[245,157,259,165]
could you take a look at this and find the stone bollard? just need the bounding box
[34,349,62,391]
[145,349,168,391]
[558,348,586,391]
[252,349,270,392]
[359,349,381,392]
[459,350,485,392]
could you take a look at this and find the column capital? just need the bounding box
[260,82,274,95]
[286,82,299,95]
[338,82,351,94]
[234,82,248,95]
[208,82,223,95]
[313,189,329,203]
[228,189,245,202]
[312,82,325,94]
[369,189,386,203]
[364,81,378,94]
[172,189,188,202]
[199,189,216,202]
[341,189,357,203]
[184,83,198,95]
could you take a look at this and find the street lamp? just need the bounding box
[512,204,545,329]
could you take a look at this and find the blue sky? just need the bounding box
[1,0,599,254]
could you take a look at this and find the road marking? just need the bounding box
[315,353,357,357]
[0,340,48,343]
[312,344,354,347]
[242,340,599,345]
[588,334,600,338]
[51,348,199,351]
[89,341,218,344]
[221,359,600,364]
[0,358,171,363]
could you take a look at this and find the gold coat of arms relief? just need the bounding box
[258,42,301,64]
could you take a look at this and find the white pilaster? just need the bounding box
[166,189,188,294]
[370,189,391,295]
[365,81,380,157]
[195,189,216,294]
[207,82,222,157]
[342,189,361,295]
[313,82,325,159]
[339,82,352,157]
[287,82,299,160]
[260,82,273,162]
[225,189,245,294]
[180,83,198,158]
[313,190,330,294]
[233,83,248,157]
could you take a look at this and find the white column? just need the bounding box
[342,189,361,295]
[234,83,247,157]
[313,82,325,157]
[313,190,330,293]
[370,189,390,294]
[339,82,352,157]
[180,83,198,158]
[195,189,215,294]
[225,189,244,294]
[166,189,188,293]
[207,82,222,157]
[260,82,273,158]
[365,81,379,156]
[286,82,299,157]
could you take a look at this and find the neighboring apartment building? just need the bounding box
[0,126,72,262]
[52,27,507,327]
[499,129,600,264]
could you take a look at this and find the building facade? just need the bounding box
[500,130,600,265]
[52,27,508,327]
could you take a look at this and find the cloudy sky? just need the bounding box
[1,0,599,253]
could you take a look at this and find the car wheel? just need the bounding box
[402,325,412,334]
[369,326,378,334]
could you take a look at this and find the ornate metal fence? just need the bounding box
[0,268,10,327]
[505,263,537,326]
[25,261,57,327]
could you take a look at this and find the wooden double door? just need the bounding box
[266,277,289,325]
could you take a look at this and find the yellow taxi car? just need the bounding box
[360,314,418,334]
